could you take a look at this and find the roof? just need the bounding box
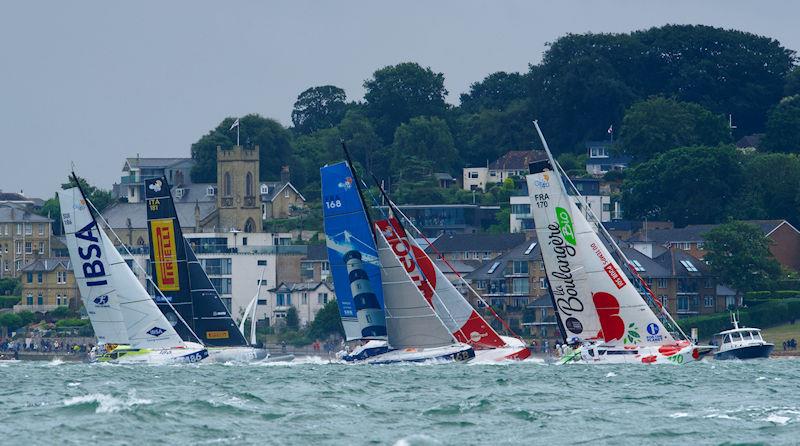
[586,155,632,165]
[735,134,764,149]
[102,201,216,229]
[0,192,29,202]
[467,238,541,280]
[260,182,306,202]
[269,281,333,293]
[428,233,526,254]
[302,244,328,261]
[20,258,71,272]
[434,172,455,181]
[489,150,547,171]
[0,204,52,223]
[171,183,216,204]
[627,220,792,243]
[433,259,475,275]
[124,157,191,171]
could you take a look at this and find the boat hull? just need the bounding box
[473,336,531,362]
[207,347,269,363]
[714,343,774,360]
[560,341,706,365]
[343,343,475,364]
[95,342,209,364]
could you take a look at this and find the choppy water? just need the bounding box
[0,357,798,445]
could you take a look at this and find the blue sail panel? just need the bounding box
[321,162,386,341]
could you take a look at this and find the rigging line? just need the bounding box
[85,197,206,347]
[532,120,689,341]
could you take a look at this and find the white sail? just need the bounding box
[526,164,673,347]
[58,188,129,346]
[102,231,184,349]
[376,219,508,349]
[375,223,456,349]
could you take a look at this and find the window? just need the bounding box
[209,278,232,294]
[301,293,308,305]
[57,271,67,284]
[25,223,32,235]
[487,262,501,274]
[223,172,232,197]
[590,146,608,158]
[657,278,668,289]
[15,241,22,254]
[318,293,329,304]
[277,293,290,306]
[27,272,33,283]
[510,204,531,215]
[539,277,548,289]
[25,242,32,254]
[704,295,714,308]
[38,224,45,236]
[704,279,712,289]
[321,262,330,273]
[468,172,479,179]
[202,258,232,275]
[38,242,44,254]
[512,261,528,275]
[245,172,253,196]
[678,296,689,312]
[16,224,22,235]
[37,294,43,305]
[524,242,537,255]
[56,295,61,306]
[284,188,290,198]
[680,260,699,272]
[660,295,668,308]
[257,260,267,266]
[630,260,645,272]
[725,296,736,309]
[27,294,33,305]
[512,278,529,294]
[37,272,43,283]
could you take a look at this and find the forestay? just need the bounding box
[375,218,507,349]
[526,161,673,347]
[376,222,456,350]
[59,188,128,346]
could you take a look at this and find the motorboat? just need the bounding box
[713,313,773,360]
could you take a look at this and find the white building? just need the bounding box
[509,178,611,233]
[463,150,547,191]
[266,281,334,328]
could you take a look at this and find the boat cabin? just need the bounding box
[714,328,765,349]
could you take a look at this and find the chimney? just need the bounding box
[280,165,290,184]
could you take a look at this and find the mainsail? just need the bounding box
[61,186,183,350]
[144,177,249,347]
[59,188,128,346]
[526,160,673,347]
[375,221,457,349]
[375,218,507,349]
[321,162,386,341]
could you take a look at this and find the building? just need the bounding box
[626,220,800,271]
[0,204,53,279]
[266,281,333,328]
[260,166,307,220]
[300,244,331,283]
[463,150,547,191]
[15,258,77,312]
[433,172,457,189]
[509,178,612,233]
[585,141,631,176]
[216,146,263,233]
[425,232,526,263]
[375,204,501,236]
[118,157,194,203]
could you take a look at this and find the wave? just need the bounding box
[62,391,151,414]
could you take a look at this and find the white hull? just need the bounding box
[97,342,209,365]
[473,336,532,362]
[207,346,269,363]
[355,343,475,364]
[560,341,707,365]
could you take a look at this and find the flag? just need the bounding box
[607,124,613,134]
[230,118,240,131]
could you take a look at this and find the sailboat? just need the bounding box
[59,182,208,364]
[322,160,474,364]
[526,122,711,364]
[143,176,270,363]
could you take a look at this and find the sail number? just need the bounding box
[534,193,549,208]
[324,195,343,209]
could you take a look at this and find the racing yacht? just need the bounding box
[59,182,208,364]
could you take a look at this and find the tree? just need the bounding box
[36,175,115,235]
[762,95,800,153]
[459,71,528,113]
[306,299,344,340]
[786,67,800,97]
[291,85,347,135]
[622,145,745,226]
[618,97,731,161]
[390,116,458,176]
[452,100,537,168]
[0,313,22,332]
[741,153,800,226]
[363,62,448,143]
[703,221,782,293]
[190,114,293,183]
[286,306,299,331]
[0,278,20,296]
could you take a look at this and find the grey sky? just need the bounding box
[1,1,798,198]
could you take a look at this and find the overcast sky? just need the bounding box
[1,1,798,198]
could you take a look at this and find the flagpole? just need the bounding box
[237,123,240,147]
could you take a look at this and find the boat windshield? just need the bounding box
[723,334,732,344]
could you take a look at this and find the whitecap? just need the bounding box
[63,391,151,414]
[67,382,81,387]
[393,434,442,446]
[606,372,617,377]
[670,412,689,418]
[756,376,766,381]
[764,413,791,425]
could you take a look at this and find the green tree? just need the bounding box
[762,95,800,153]
[741,152,800,225]
[786,67,800,97]
[291,85,347,135]
[622,145,745,226]
[618,97,731,161]
[306,299,344,340]
[459,71,528,113]
[286,306,299,331]
[703,221,782,293]
[37,175,115,235]
[452,100,537,168]
[364,62,449,143]
[0,278,20,296]
[190,114,293,183]
[390,116,458,175]
[337,110,387,180]
[0,313,22,332]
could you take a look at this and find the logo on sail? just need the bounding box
[93,295,109,306]
[555,207,576,246]
[338,176,353,191]
[206,330,230,340]
[603,263,627,289]
[147,327,167,337]
[150,218,180,291]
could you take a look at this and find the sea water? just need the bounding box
[0,357,798,445]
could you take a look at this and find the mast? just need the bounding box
[341,140,375,242]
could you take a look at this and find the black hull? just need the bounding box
[714,344,774,360]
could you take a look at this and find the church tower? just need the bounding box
[216,145,262,233]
